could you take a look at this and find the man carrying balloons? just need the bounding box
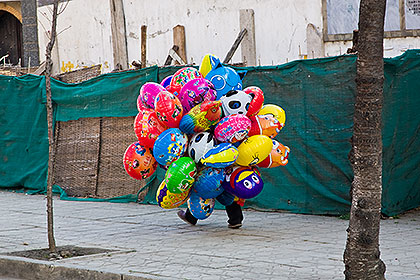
[124,53,290,229]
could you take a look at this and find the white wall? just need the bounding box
[36,0,420,74]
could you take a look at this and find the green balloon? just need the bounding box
[165,157,197,193]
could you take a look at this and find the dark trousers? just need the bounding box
[184,201,243,225]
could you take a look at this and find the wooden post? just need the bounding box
[240,9,256,66]
[110,0,128,70]
[141,25,147,68]
[173,25,187,65]
[223,28,248,64]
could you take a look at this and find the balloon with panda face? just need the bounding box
[222,165,264,199]
[220,90,252,116]
[187,132,216,163]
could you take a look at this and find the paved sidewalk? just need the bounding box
[0,191,419,280]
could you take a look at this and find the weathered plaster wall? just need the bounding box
[36,0,420,74]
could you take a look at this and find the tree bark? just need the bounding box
[45,0,59,254]
[343,1,387,279]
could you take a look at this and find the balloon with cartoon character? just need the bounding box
[243,86,264,117]
[200,142,239,168]
[223,165,264,199]
[200,54,246,99]
[165,157,197,194]
[214,114,251,143]
[138,82,166,109]
[235,135,273,166]
[178,78,217,113]
[187,132,216,163]
[248,114,282,139]
[134,109,167,148]
[153,128,188,169]
[257,140,290,168]
[179,100,222,134]
[188,192,215,220]
[154,91,183,128]
[258,104,286,129]
[220,90,252,116]
[123,141,157,180]
[192,167,225,199]
[156,180,190,209]
[167,67,203,96]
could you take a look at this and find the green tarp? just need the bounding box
[1,50,419,216]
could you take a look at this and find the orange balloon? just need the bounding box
[257,140,290,168]
[134,109,167,148]
[123,141,157,180]
[248,114,282,139]
[155,91,184,128]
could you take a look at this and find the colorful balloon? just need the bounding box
[153,128,188,169]
[223,165,263,199]
[202,55,245,99]
[134,109,167,148]
[123,141,157,180]
[257,140,290,168]
[258,104,286,128]
[188,192,215,220]
[199,53,218,78]
[192,167,225,199]
[214,114,251,143]
[236,135,273,166]
[243,86,264,117]
[178,78,217,113]
[220,90,252,116]
[167,67,203,96]
[156,180,190,209]
[248,114,282,139]
[160,75,172,89]
[200,143,239,168]
[154,91,183,128]
[165,157,197,194]
[139,82,166,109]
[179,100,222,134]
[187,132,216,163]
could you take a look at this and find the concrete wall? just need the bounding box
[36,0,420,74]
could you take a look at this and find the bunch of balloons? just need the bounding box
[123,54,290,220]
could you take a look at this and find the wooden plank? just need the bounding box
[173,25,187,64]
[109,0,128,70]
[240,9,256,66]
[223,28,247,64]
[141,25,147,68]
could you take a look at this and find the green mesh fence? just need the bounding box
[1,51,419,216]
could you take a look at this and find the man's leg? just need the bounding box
[225,201,243,229]
[177,208,198,225]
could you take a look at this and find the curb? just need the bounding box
[0,256,154,280]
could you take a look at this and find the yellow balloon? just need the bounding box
[156,180,190,209]
[258,104,286,127]
[199,53,218,78]
[236,135,273,166]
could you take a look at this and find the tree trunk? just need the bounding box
[343,0,387,279]
[45,0,60,254]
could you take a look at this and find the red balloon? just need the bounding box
[244,86,264,117]
[134,109,167,148]
[123,141,157,180]
[154,91,184,128]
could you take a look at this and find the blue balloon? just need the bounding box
[204,56,246,99]
[216,190,235,206]
[192,167,225,199]
[188,192,215,220]
[153,128,188,169]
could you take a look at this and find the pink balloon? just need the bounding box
[178,78,217,113]
[139,82,166,109]
[214,114,251,143]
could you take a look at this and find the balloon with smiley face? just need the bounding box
[222,165,264,199]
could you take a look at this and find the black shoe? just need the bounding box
[228,223,242,229]
[177,210,196,226]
